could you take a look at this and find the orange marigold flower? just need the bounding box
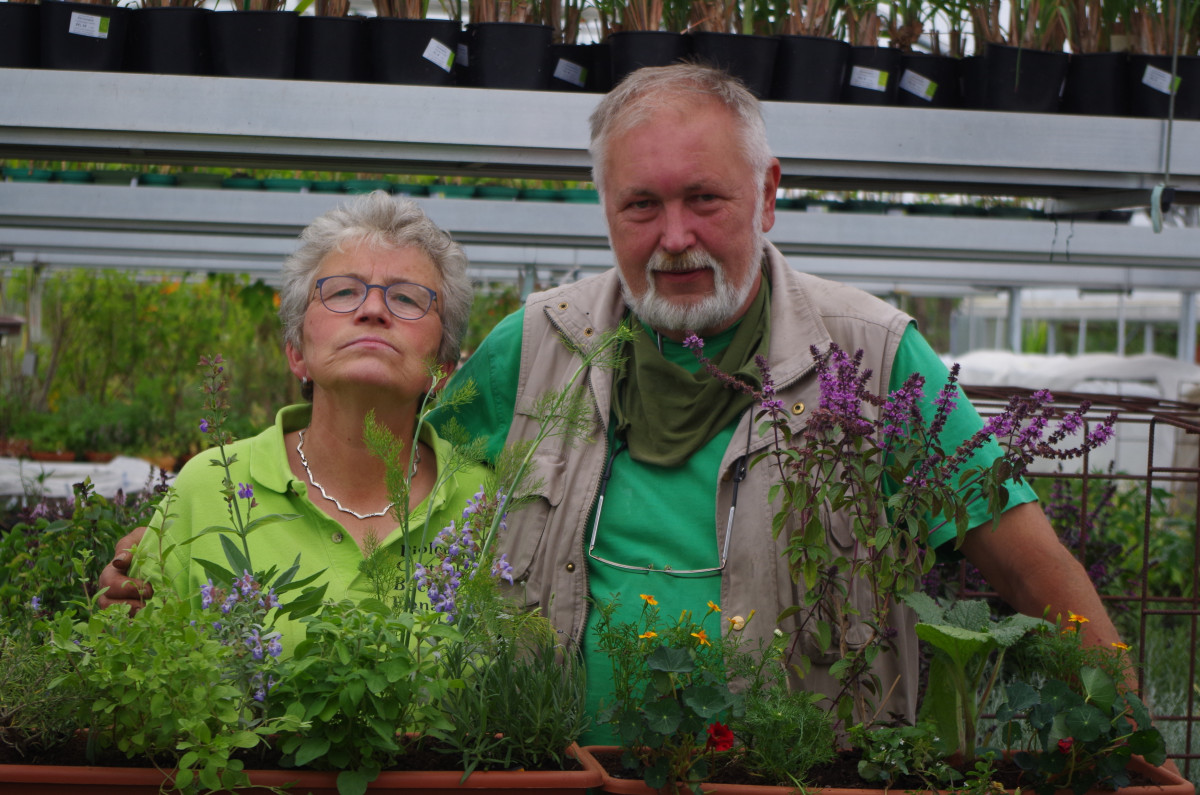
[1112,641,1130,651]
[692,629,711,646]
[639,631,658,640]
[707,600,721,612]
[640,594,658,606]
[1068,612,1089,624]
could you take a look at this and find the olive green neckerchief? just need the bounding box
[611,277,771,468]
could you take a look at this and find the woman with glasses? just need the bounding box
[120,191,489,652]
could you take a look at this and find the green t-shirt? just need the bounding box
[140,404,492,654]
[433,309,1036,741]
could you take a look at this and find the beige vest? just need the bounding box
[498,244,921,723]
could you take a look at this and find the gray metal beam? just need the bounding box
[4,69,1200,201]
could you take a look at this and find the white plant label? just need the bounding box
[456,43,469,67]
[899,70,937,101]
[1142,64,1181,96]
[424,39,454,72]
[69,11,110,39]
[849,66,888,92]
[553,58,587,87]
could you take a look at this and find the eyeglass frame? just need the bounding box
[313,275,439,321]
[586,423,750,577]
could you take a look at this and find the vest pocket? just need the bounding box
[794,501,876,662]
[495,450,567,608]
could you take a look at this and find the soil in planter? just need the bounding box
[0,731,585,774]
[591,747,1159,790]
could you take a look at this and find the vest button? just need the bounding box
[565,562,576,572]
[331,532,344,544]
[558,302,569,310]
[792,401,805,415]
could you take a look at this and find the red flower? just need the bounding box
[1058,737,1074,754]
[706,722,734,752]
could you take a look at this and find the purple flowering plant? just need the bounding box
[686,338,1117,725]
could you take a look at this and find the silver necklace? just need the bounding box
[295,428,418,520]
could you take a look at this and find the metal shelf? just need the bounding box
[2,68,1198,201]
[3,183,1198,293]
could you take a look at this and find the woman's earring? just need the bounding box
[300,376,309,385]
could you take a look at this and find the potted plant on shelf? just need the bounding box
[1126,0,1200,119]
[840,0,902,104]
[207,0,299,79]
[462,0,554,89]
[1058,0,1130,115]
[771,0,851,102]
[296,0,370,83]
[368,0,460,86]
[970,0,1071,112]
[889,0,962,107]
[126,0,209,75]
[604,0,689,87]
[39,0,132,72]
[684,0,779,98]
[0,0,40,68]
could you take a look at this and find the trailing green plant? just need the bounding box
[848,722,966,788]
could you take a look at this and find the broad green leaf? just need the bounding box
[1078,666,1117,711]
[643,699,682,735]
[647,645,694,674]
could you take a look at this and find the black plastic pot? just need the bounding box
[687,31,778,98]
[608,30,688,88]
[126,6,211,75]
[369,17,458,86]
[1128,54,1200,120]
[984,43,1068,113]
[897,52,960,108]
[463,22,553,90]
[842,46,902,105]
[40,0,131,72]
[208,10,298,79]
[1061,51,1128,116]
[770,34,849,103]
[0,2,40,68]
[297,15,369,82]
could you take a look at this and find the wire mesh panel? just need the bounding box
[958,388,1200,778]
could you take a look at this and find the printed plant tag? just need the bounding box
[849,65,888,92]
[456,43,469,67]
[69,11,110,39]
[424,38,454,72]
[1142,64,1181,96]
[553,58,587,87]
[899,70,937,100]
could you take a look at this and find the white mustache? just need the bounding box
[647,249,720,274]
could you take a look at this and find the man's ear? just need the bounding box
[760,158,782,233]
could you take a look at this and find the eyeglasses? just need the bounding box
[315,275,439,321]
[586,438,748,577]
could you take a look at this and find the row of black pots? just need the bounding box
[2,2,1198,117]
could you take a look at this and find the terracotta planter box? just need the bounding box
[585,746,1193,795]
[0,743,603,794]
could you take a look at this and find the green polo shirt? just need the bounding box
[141,404,491,654]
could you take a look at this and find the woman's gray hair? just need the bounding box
[588,63,773,198]
[279,191,473,366]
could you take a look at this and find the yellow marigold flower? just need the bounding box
[639,631,658,640]
[1068,612,1089,624]
[1112,641,1130,651]
[728,615,746,631]
[692,629,711,646]
[640,594,658,606]
[707,600,721,612]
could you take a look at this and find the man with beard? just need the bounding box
[432,63,1126,738]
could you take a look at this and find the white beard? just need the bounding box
[619,243,760,335]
